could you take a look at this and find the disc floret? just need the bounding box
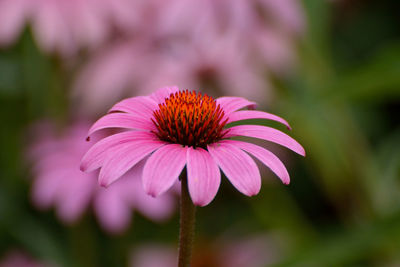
[152,90,228,148]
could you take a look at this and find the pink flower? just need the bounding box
[130,235,280,267]
[73,0,306,112]
[0,0,136,55]
[81,87,305,206]
[0,250,47,267]
[27,121,175,234]
[130,245,177,267]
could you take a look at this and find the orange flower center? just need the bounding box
[152,90,228,148]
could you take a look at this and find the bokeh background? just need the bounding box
[1,0,400,266]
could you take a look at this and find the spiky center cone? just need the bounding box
[152,90,228,148]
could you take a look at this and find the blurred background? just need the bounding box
[0,0,399,266]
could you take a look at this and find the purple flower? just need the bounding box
[130,235,281,267]
[81,87,305,206]
[0,0,136,55]
[0,250,47,267]
[73,0,306,112]
[27,121,175,234]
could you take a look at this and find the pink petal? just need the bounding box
[69,0,106,49]
[186,147,220,206]
[88,113,155,137]
[94,186,132,234]
[259,0,305,34]
[227,110,291,130]
[207,142,261,196]
[142,144,187,197]
[149,86,180,104]
[108,96,158,118]
[225,125,305,156]
[56,174,95,223]
[131,245,177,267]
[99,140,165,187]
[133,186,176,221]
[80,131,156,172]
[31,170,67,209]
[114,161,176,222]
[0,0,28,45]
[32,1,75,55]
[73,41,136,112]
[216,96,257,116]
[255,28,294,73]
[103,0,137,30]
[222,140,290,184]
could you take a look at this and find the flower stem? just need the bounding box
[178,171,196,267]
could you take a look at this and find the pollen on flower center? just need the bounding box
[152,90,228,148]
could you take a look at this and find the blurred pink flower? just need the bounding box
[130,245,177,267]
[27,120,175,234]
[130,235,280,267]
[73,0,305,113]
[0,0,136,55]
[219,236,280,267]
[80,87,305,206]
[0,250,47,267]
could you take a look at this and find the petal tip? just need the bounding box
[248,103,257,110]
[144,184,159,198]
[248,191,260,197]
[281,173,290,185]
[99,177,110,188]
[193,199,209,207]
[245,186,261,197]
[147,191,158,198]
[79,164,86,172]
[294,144,306,157]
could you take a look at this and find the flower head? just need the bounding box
[27,121,175,234]
[152,90,228,148]
[81,87,305,206]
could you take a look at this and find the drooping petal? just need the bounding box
[0,0,29,45]
[87,113,155,137]
[227,110,291,130]
[94,185,132,234]
[216,96,257,115]
[56,173,95,223]
[117,161,176,221]
[32,1,75,55]
[98,140,165,187]
[142,144,187,197]
[31,170,68,209]
[149,86,180,104]
[225,125,305,156]
[187,147,221,206]
[72,41,135,112]
[108,96,158,118]
[222,140,290,184]
[80,131,157,172]
[208,142,261,196]
[133,184,176,221]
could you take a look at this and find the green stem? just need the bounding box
[178,172,196,267]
